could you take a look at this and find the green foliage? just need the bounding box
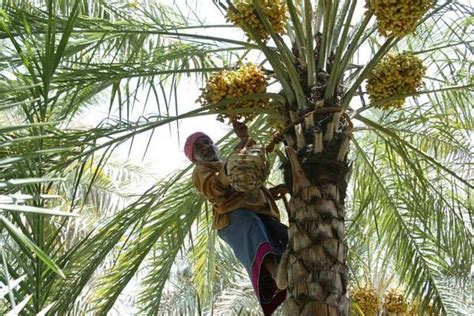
[0,0,472,315]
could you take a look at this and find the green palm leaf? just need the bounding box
[0,0,471,314]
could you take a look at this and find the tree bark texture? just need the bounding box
[281,110,352,315]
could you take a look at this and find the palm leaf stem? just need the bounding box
[317,0,331,71]
[252,1,307,109]
[355,114,473,189]
[352,83,474,117]
[0,204,79,217]
[1,20,260,50]
[286,0,306,65]
[331,0,351,52]
[0,177,64,189]
[313,0,324,36]
[304,0,315,86]
[56,67,224,83]
[412,40,474,55]
[326,0,339,56]
[324,0,357,104]
[336,11,373,83]
[77,29,260,49]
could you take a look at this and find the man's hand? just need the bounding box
[266,132,285,153]
[269,184,289,200]
[232,120,249,140]
[232,120,256,149]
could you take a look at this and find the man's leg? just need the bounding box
[262,254,278,279]
[258,214,289,259]
[258,214,289,290]
[217,208,285,312]
[217,209,269,276]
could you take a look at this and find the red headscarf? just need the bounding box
[184,132,210,161]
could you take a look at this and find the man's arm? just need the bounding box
[193,164,246,214]
[232,120,256,150]
[193,164,230,201]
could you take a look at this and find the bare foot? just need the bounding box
[276,249,289,290]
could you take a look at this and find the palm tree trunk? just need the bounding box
[281,110,352,315]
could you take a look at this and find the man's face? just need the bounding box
[193,136,220,162]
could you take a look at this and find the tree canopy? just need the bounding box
[0,0,472,315]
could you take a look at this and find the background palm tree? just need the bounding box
[0,0,472,315]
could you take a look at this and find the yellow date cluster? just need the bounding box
[367,52,426,109]
[366,0,433,37]
[407,300,421,316]
[198,63,269,122]
[407,300,437,316]
[351,286,381,316]
[383,289,408,314]
[226,0,288,41]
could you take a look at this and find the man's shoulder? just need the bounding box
[194,160,224,170]
[193,160,224,177]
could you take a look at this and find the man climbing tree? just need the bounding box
[185,121,289,315]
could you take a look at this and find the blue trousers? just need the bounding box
[218,209,288,315]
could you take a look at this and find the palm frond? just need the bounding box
[189,208,218,309]
[92,177,203,314]
[349,126,472,314]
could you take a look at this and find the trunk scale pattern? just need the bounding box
[280,109,353,315]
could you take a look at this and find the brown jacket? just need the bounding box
[192,160,280,229]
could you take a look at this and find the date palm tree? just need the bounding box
[0,0,471,315]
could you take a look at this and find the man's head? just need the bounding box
[184,132,220,162]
